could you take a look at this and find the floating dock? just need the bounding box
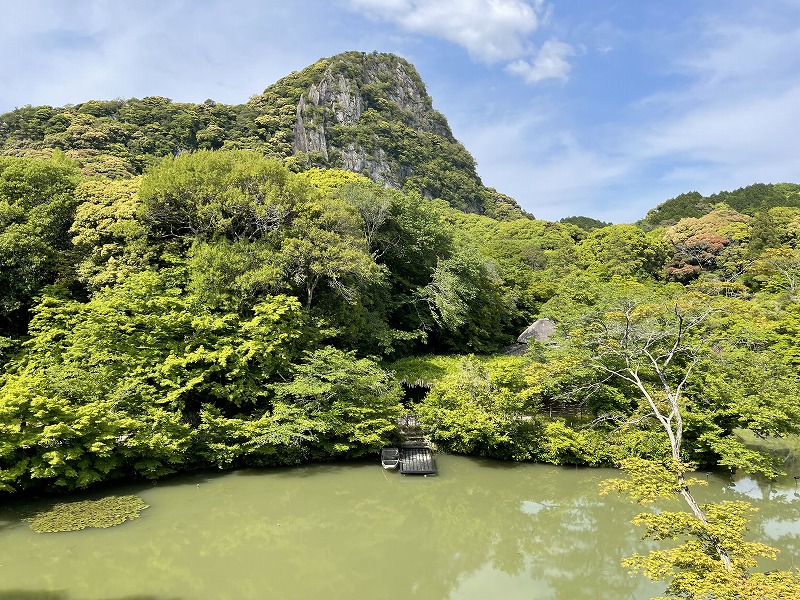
[398,446,437,475]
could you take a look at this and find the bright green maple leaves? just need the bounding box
[602,459,800,600]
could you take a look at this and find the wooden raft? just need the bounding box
[399,447,437,475]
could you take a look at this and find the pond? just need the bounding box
[1,455,798,600]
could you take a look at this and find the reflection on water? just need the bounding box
[0,456,798,600]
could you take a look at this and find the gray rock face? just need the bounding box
[337,144,409,187]
[293,96,328,158]
[289,52,453,188]
[293,72,365,159]
[253,50,525,215]
[308,74,363,126]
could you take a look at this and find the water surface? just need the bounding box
[1,455,798,600]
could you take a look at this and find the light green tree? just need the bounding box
[577,224,670,279]
[272,347,404,458]
[574,289,800,597]
[416,356,538,459]
[70,176,148,289]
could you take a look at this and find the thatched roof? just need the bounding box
[517,318,556,344]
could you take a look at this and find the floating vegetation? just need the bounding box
[25,495,149,533]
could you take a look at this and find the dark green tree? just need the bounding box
[0,155,80,333]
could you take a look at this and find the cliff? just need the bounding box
[247,51,518,215]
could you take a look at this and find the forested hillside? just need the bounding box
[1,52,799,505]
[5,48,800,592]
[0,51,524,219]
[639,182,800,230]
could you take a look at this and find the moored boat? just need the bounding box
[381,447,400,469]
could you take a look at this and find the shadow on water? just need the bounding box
[0,593,180,600]
[0,468,237,525]
[197,452,393,476]
[232,458,375,478]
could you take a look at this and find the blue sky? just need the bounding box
[1,0,798,223]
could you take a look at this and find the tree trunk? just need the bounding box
[678,476,734,571]
[628,364,734,572]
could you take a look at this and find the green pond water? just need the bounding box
[1,455,799,600]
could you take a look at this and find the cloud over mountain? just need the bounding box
[347,0,574,83]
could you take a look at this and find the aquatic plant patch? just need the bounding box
[25,495,149,533]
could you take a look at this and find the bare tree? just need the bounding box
[580,293,734,570]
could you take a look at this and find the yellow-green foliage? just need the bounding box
[389,354,527,388]
[296,168,369,195]
[414,356,539,459]
[599,458,706,504]
[71,176,147,289]
[26,495,149,533]
[666,207,752,245]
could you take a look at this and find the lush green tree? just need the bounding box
[747,210,780,256]
[334,182,455,354]
[141,151,382,311]
[0,154,81,331]
[421,246,517,352]
[771,302,800,366]
[186,237,282,311]
[296,172,459,354]
[415,356,539,459]
[577,225,669,279]
[640,192,710,231]
[766,206,800,247]
[278,195,381,309]
[272,346,404,458]
[139,150,308,242]
[0,269,310,491]
[337,180,396,257]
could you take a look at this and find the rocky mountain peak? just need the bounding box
[251,51,517,215]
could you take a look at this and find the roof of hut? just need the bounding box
[517,318,556,344]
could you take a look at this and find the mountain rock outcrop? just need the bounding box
[0,51,524,217]
[250,51,511,214]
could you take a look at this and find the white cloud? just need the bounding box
[505,39,574,83]
[0,0,350,111]
[621,7,800,198]
[346,0,577,85]
[347,0,577,84]
[348,0,545,62]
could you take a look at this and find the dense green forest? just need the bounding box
[1,148,799,490]
[2,49,800,597]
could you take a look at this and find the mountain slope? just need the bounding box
[639,183,800,230]
[0,51,524,218]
